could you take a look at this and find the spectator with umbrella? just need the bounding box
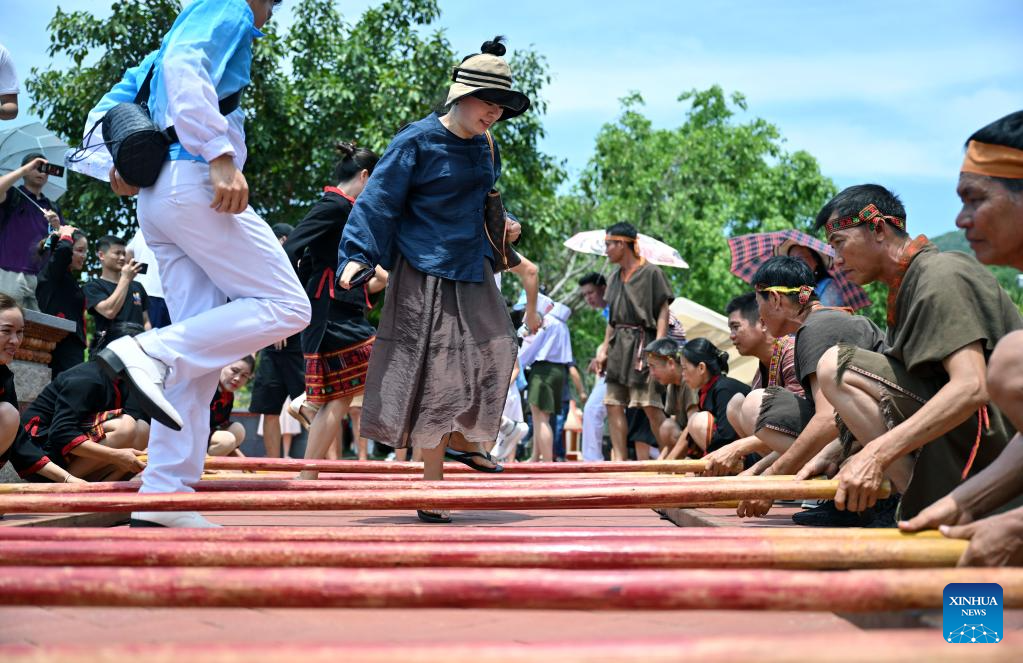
[728,229,871,311]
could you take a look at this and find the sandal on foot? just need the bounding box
[417,509,452,524]
[287,393,319,429]
[444,448,504,473]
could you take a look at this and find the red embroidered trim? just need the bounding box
[18,456,51,478]
[885,235,930,328]
[698,375,720,410]
[824,203,906,235]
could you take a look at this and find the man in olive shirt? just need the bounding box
[817,184,1022,521]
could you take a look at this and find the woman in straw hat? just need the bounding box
[338,36,541,522]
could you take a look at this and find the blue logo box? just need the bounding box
[943,583,1003,644]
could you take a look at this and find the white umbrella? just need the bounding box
[564,229,688,268]
[0,121,69,201]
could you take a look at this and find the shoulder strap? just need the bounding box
[134,64,242,115]
[484,130,495,165]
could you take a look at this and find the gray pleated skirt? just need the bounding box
[360,256,517,449]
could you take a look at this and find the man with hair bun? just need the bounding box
[595,221,673,461]
[738,256,888,526]
[902,110,1023,565]
[817,182,1022,523]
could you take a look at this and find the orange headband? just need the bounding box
[961,140,1023,179]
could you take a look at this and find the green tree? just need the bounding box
[538,87,840,368]
[26,0,562,244]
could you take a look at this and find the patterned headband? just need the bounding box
[824,204,906,236]
[756,284,815,306]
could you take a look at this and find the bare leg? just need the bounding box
[208,422,245,456]
[642,405,667,451]
[988,331,1023,432]
[727,394,748,438]
[529,404,554,461]
[66,415,138,480]
[606,403,628,461]
[0,403,18,457]
[818,347,915,492]
[419,440,449,519]
[635,442,652,460]
[411,447,423,462]
[394,447,408,461]
[299,397,351,480]
[349,406,368,461]
[262,414,282,459]
[658,418,681,459]
[687,411,713,455]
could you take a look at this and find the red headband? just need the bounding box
[824,203,906,236]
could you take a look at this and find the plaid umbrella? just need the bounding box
[728,229,871,311]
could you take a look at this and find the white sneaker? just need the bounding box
[129,511,222,528]
[506,422,529,448]
[97,337,182,431]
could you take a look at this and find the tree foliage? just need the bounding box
[27,1,849,382]
[25,0,563,238]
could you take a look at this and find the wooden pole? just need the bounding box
[1,633,1019,663]
[0,475,799,494]
[0,567,1016,610]
[0,537,968,569]
[0,479,885,513]
[0,526,945,544]
[196,457,706,474]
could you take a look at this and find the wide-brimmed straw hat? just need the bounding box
[444,43,531,121]
[775,239,833,269]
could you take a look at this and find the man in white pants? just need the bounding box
[578,273,608,461]
[85,0,309,528]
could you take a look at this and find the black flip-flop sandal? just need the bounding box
[444,449,504,473]
[417,510,452,523]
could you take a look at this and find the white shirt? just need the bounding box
[0,43,19,95]
[126,230,165,298]
[519,301,574,367]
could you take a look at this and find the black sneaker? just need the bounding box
[791,500,863,527]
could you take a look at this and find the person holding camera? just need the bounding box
[0,153,64,309]
[83,235,150,353]
[36,224,89,377]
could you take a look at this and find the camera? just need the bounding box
[37,162,65,178]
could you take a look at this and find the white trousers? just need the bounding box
[582,374,607,461]
[135,161,310,494]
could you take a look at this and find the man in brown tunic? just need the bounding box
[816,183,1022,521]
[733,257,889,523]
[595,222,673,460]
[902,110,1023,565]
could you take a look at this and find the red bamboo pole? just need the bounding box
[196,457,706,474]
[202,471,682,481]
[0,475,799,494]
[0,526,944,544]
[0,537,968,569]
[0,567,1017,610]
[1,634,1019,663]
[0,479,882,513]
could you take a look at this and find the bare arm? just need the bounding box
[0,93,17,120]
[759,374,838,477]
[70,440,146,473]
[568,365,586,401]
[868,342,989,468]
[0,158,42,203]
[595,323,614,373]
[656,300,670,339]
[509,255,541,333]
[367,266,389,295]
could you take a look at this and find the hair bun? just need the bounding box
[335,141,357,158]
[717,350,730,373]
[481,36,507,57]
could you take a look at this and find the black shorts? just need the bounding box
[249,349,306,414]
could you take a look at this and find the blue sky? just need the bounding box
[3,0,1022,239]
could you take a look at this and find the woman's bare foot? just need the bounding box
[297,470,319,481]
[446,434,500,470]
